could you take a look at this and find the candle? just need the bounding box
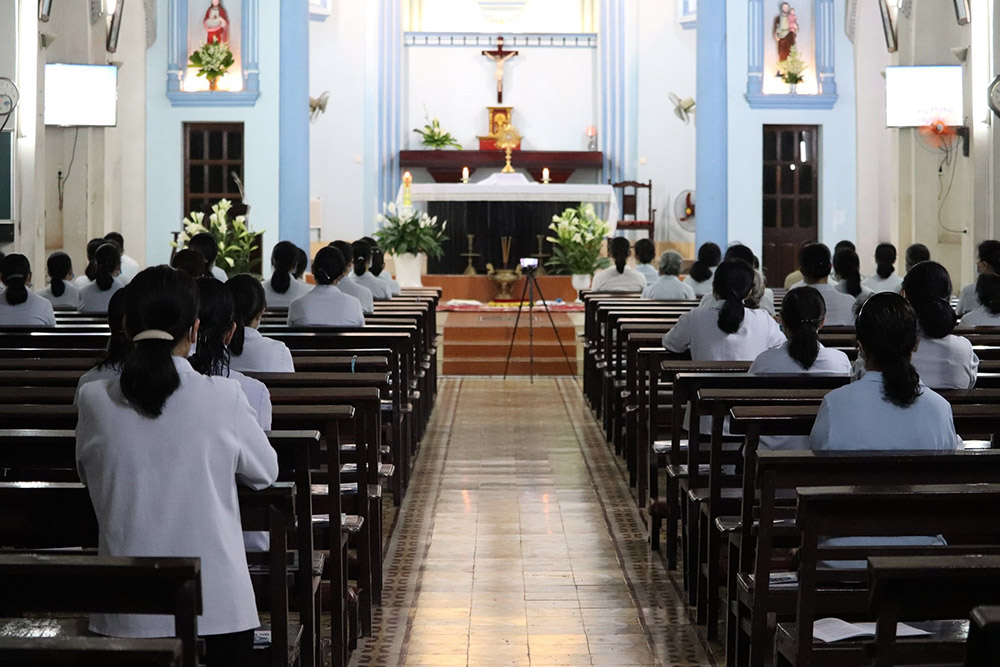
[402,171,412,207]
[586,125,597,137]
[542,167,550,183]
[462,167,470,183]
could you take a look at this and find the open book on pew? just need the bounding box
[813,617,931,643]
[746,572,798,588]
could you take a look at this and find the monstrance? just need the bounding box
[496,123,522,174]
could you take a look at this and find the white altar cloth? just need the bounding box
[395,179,621,231]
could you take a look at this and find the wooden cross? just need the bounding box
[482,36,519,104]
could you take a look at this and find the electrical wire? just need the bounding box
[57,128,80,211]
[935,136,966,235]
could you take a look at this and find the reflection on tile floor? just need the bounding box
[350,378,716,666]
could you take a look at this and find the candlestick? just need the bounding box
[586,126,598,151]
[402,171,412,207]
[542,167,551,184]
[462,167,470,184]
[586,125,597,136]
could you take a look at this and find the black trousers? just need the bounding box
[203,629,254,667]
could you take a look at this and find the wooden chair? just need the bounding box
[609,179,655,239]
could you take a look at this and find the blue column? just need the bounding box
[279,0,310,253]
[695,5,728,250]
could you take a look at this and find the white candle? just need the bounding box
[462,167,470,183]
[542,167,550,183]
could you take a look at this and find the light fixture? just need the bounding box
[106,0,124,53]
[38,0,53,22]
[799,134,809,163]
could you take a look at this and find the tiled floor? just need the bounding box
[350,378,716,666]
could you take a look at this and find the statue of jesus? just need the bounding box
[482,36,519,105]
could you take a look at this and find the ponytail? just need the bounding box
[875,243,896,280]
[94,243,121,292]
[188,277,234,378]
[313,246,347,286]
[833,249,863,297]
[84,238,104,282]
[1,254,31,306]
[857,292,921,407]
[976,274,1000,316]
[119,267,199,417]
[713,261,754,334]
[352,240,372,277]
[269,241,298,294]
[901,261,956,339]
[226,274,267,356]
[47,252,72,298]
[781,286,826,370]
[609,237,630,275]
[690,242,721,282]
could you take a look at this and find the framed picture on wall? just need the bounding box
[309,0,330,21]
[879,0,899,53]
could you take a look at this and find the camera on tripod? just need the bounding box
[519,257,539,273]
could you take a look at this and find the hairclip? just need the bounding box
[133,329,174,342]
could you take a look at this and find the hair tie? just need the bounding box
[133,329,175,343]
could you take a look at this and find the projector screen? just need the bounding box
[44,64,118,127]
[885,66,963,128]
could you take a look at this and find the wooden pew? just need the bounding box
[0,554,199,667]
[967,605,1000,667]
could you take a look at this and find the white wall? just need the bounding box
[309,2,371,242]
[145,1,283,269]
[725,0,858,260]
[635,0,697,245]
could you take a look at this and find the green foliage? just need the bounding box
[173,199,259,277]
[780,47,807,85]
[545,203,612,275]
[413,114,463,150]
[188,41,235,82]
[374,202,449,260]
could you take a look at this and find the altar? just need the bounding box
[395,175,619,274]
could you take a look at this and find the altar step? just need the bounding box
[441,311,579,376]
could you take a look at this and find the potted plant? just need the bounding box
[374,202,448,287]
[413,113,463,150]
[780,47,807,94]
[189,41,235,91]
[174,199,260,277]
[546,203,611,292]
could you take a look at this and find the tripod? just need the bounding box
[502,268,578,383]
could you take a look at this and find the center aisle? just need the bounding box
[350,378,715,666]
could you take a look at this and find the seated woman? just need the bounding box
[698,245,776,316]
[350,239,393,300]
[73,238,105,287]
[75,266,278,667]
[189,277,272,431]
[370,246,401,296]
[633,238,658,286]
[75,287,130,399]
[749,286,851,450]
[0,253,56,326]
[227,274,295,373]
[330,240,375,314]
[37,251,81,310]
[832,247,874,301]
[811,292,959,451]
[642,250,695,300]
[287,246,365,327]
[261,241,311,309]
[960,273,1000,327]
[590,237,647,293]
[900,261,977,389]
[957,240,1000,316]
[861,243,903,294]
[686,242,721,297]
[78,243,124,314]
[171,248,207,278]
[796,243,857,326]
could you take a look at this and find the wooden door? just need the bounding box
[761,125,818,287]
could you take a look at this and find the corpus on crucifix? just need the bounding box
[482,36,519,104]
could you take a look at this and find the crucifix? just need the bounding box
[482,36,519,105]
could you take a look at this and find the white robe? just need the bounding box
[590,266,648,293]
[861,273,903,294]
[0,290,56,326]
[642,275,696,300]
[960,305,1000,327]
[229,327,295,373]
[338,275,375,314]
[78,279,124,315]
[76,356,278,637]
[262,275,312,309]
[634,263,659,286]
[287,284,365,327]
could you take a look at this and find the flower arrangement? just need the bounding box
[374,202,449,259]
[780,47,807,85]
[413,114,463,150]
[545,203,612,276]
[173,199,259,277]
[188,41,235,90]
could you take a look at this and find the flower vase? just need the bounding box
[788,83,797,95]
[571,273,592,294]
[209,77,219,91]
[394,252,425,288]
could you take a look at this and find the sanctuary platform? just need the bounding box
[441,310,579,376]
[420,274,581,303]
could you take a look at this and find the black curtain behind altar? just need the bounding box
[426,201,578,275]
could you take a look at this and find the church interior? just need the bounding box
[5,0,1000,666]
